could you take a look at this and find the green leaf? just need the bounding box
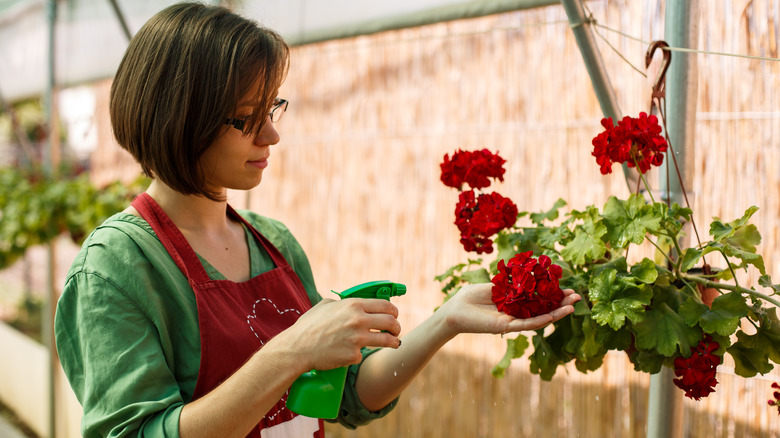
[461,268,491,284]
[703,242,766,275]
[725,224,761,253]
[679,292,749,336]
[594,323,633,351]
[602,195,663,248]
[561,231,606,267]
[494,230,539,265]
[727,330,775,377]
[679,248,702,273]
[709,220,731,241]
[491,335,530,378]
[629,258,658,284]
[529,198,567,225]
[709,206,759,242]
[633,303,702,357]
[528,332,566,381]
[590,256,628,277]
[589,269,653,330]
[560,272,588,293]
[758,275,780,294]
[754,308,780,364]
[433,263,467,282]
[537,222,573,249]
[630,349,665,374]
[715,267,735,281]
[560,207,607,266]
[575,315,607,367]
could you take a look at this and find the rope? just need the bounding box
[591,20,780,63]
[311,13,780,68]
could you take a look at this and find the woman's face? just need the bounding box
[199,97,281,195]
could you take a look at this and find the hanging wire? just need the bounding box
[581,0,780,63]
[308,5,780,66]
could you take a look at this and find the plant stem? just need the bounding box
[664,225,686,275]
[647,237,674,265]
[630,154,657,203]
[680,273,780,309]
[717,249,742,290]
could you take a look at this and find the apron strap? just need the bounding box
[225,204,290,270]
[131,193,211,284]
[132,193,293,285]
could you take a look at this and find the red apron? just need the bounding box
[132,193,325,437]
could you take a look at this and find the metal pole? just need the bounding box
[107,0,132,41]
[43,1,59,437]
[560,0,640,191]
[647,1,700,438]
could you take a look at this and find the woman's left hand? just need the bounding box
[437,283,581,337]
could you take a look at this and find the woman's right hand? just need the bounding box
[278,298,402,372]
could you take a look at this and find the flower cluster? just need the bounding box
[491,251,564,319]
[440,148,506,190]
[672,335,722,400]
[454,190,518,254]
[769,382,780,415]
[591,112,668,175]
[441,149,517,254]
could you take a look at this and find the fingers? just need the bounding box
[503,290,581,332]
[364,330,403,349]
[341,299,402,345]
[357,298,400,319]
[560,289,582,307]
[504,313,554,332]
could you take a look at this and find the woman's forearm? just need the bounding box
[178,335,308,438]
[354,310,456,411]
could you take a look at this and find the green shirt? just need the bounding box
[55,210,396,438]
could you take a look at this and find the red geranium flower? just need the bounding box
[672,334,722,400]
[491,251,564,318]
[441,149,506,190]
[454,190,518,254]
[591,112,668,175]
[769,382,780,415]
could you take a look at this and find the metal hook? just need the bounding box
[645,40,671,103]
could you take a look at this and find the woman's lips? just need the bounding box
[247,157,269,169]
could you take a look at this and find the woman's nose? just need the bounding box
[254,116,280,146]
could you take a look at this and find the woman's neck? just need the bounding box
[145,179,232,234]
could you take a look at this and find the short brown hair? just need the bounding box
[110,2,289,200]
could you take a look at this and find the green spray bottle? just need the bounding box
[286,280,406,419]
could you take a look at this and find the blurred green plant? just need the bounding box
[0,166,148,269]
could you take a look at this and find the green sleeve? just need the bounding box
[56,271,183,438]
[330,348,400,429]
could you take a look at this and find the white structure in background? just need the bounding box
[58,86,97,162]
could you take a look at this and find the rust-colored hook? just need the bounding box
[645,40,671,102]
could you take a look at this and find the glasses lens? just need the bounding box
[269,99,288,123]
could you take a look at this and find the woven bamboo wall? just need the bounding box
[87,0,780,436]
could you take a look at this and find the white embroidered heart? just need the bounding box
[246,297,303,423]
[246,297,302,346]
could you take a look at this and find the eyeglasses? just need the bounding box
[225,98,289,133]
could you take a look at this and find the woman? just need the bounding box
[55,3,580,437]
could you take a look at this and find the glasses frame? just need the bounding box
[225,98,288,133]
